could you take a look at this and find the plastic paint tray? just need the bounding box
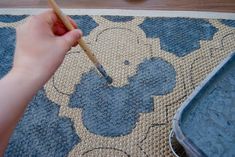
[172,52,235,157]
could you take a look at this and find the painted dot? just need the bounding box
[124,60,130,65]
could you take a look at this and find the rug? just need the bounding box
[0,9,235,157]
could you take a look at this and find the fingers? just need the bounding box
[37,10,58,27]
[53,21,67,35]
[53,18,78,36]
[57,29,82,53]
[51,14,78,36]
[72,41,79,47]
[36,10,78,28]
[32,10,82,52]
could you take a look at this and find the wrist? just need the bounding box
[8,68,45,91]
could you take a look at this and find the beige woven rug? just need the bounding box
[1,9,235,157]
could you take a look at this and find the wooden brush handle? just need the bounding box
[48,0,99,66]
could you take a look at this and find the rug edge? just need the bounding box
[0,8,234,20]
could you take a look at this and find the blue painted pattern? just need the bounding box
[220,19,235,27]
[5,89,80,157]
[69,58,176,137]
[0,27,16,79]
[102,16,134,22]
[0,15,27,23]
[139,17,218,57]
[71,15,98,36]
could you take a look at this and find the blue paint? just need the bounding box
[139,17,218,57]
[181,56,235,156]
[5,89,80,157]
[0,15,27,23]
[70,15,98,36]
[101,16,134,22]
[0,27,16,79]
[124,60,130,65]
[69,58,176,137]
[220,19,235,27]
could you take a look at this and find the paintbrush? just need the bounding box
[48,0,113,84]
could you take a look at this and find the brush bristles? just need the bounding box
[96,64,113,84]
[105,76,113,84]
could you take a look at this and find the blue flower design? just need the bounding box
[70,15,98,36]
[220,19,235,27]
[5,90,80,157]
[69,58,176,137]
[102,16,134,22]
[139,17,218,57]
[0,15,27,23]
[0,27,16,79]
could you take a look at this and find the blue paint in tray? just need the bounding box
[173,53,235,157]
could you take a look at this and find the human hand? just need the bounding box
[12,10,82,87]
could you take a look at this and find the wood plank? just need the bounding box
[0,0,234,12]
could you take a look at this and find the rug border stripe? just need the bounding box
[0,8,234,20]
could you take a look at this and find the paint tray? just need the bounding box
[172,52,235,157]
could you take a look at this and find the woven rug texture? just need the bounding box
[0,14,235,157]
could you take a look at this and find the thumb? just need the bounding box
[58,29,82,51]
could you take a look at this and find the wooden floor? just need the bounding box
[0,0,234,12]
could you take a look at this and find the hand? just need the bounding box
[12,10,82,87]
[0,11,83,154]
